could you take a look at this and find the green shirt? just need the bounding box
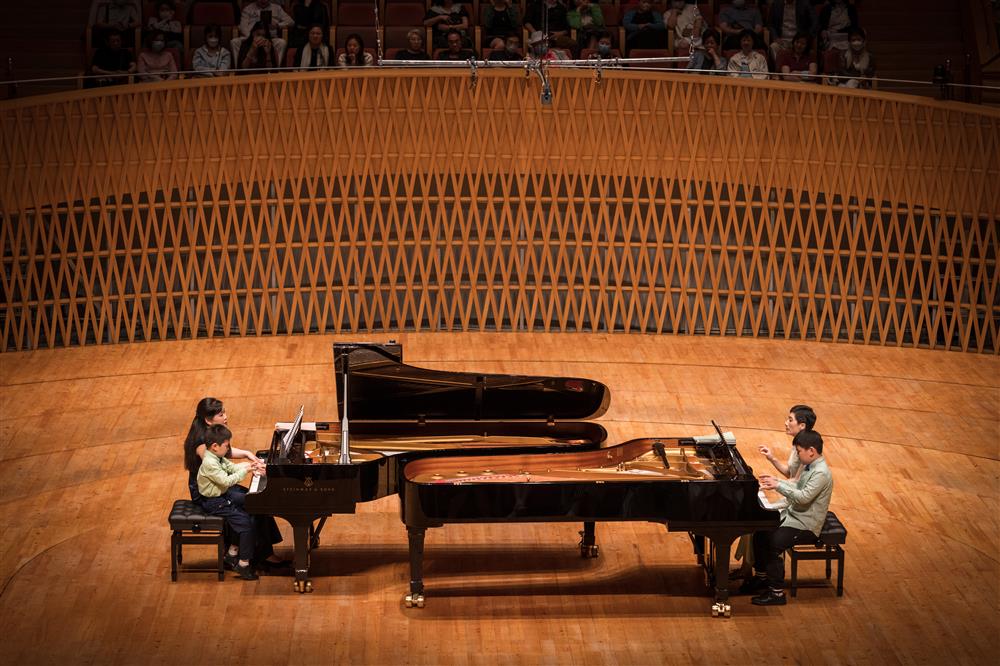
[787,447,801,478]
[197,450,250,498]
[776,455,833,536]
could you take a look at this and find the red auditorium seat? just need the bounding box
[189,1,238,25]
[337,3,378,26]
[384,3,427,26]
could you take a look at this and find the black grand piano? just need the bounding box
[400,431,781,616]
[244,341,610,592]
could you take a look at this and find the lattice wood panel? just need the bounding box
[1,71,998,352]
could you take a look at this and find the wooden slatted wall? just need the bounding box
[1,70,997,352]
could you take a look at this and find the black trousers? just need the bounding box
[751,526,817,589]
[225,485,283,563]
[201,487,283,564]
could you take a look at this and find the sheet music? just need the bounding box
[276,421,317,431]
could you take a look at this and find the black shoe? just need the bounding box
[751,590,787,606]
[258,558,292,571]
[234,563,259,581]
[737,576,768,595]
[223,553,239,571]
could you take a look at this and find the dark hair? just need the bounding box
[790,404,817,431]
[203,23,221,40]
[847,27,866,42]
[147,30,166,47]
[445,28,463,42]
[249,20,270,39]
[205,424,233,447]
[183,397,225,471]
[701,28,721,45]
[738,28,756,43]
[792,31,811,54]
[792,429,823,454]
[343,32,366,65]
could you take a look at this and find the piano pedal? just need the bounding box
[404,593,425,609]
[293,580,314,593]
[711,602,732,618]
[579,544,600,558]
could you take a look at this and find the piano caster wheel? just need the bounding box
[581,545,600,558]
[404,594,425,609]
[294,580,313,593]
[711,602,732,618]
[305,581,313,593]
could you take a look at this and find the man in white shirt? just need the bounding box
[232,0,294,68]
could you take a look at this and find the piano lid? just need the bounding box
[333,342,610,422]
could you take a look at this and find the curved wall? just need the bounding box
[1,70,997,351]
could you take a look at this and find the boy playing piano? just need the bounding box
[197,425,265,580]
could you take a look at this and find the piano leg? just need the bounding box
[291,519,313,593]
[578,521,599,558]
[709,536,735,618]
[405,526,426,608]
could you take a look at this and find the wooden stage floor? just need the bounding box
[0,333,997,665]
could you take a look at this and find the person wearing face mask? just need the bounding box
[392,29,431,60]
[136,29,178,82]
[147,1,182,49]
[836,27,875,88]
[583,30,618,58]
[768,0,814,61]
[666,0,703,51]
[726,28,768,80]
[295,24,332,69]
[819,0,858,51]
[718,0,764,51]
[488,34,523,60]
[686,28,727,74]
[90,0,141,48]
[568,0,605,52]
[623,0,667,54]
[192,23,233,76]
[483,0,522,46]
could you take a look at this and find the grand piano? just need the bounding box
[244,341,610,592]
[400,432,781,616]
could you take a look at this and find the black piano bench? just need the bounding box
[169,499,226,582]
[789,511,847,597]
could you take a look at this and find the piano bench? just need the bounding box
[788,511,847,597]
[168,499,226,582]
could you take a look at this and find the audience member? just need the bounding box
[136,30,178,82]
[234,0,293,66]
[587,30,616,57]
[90,0,140,47]
[819,0,858,51]
[527,30,569,61]
[290,0,331,49]
[623,0,667,53]
[338,33,374,66]
[775,32,816,83]
[727,28,768,79]
[296,25,332,69]
[525,0,575,51]
[718,0,763,51]
[768,0,814,60]
[192,23,233,76]
[147,1,183,49]
[88,28,136,87]
[686,27,726,74]
[425,0,471,49]
[836,27,875,88]
[437,28,476,60]
[237,21,278,73]
[483,0,521,44]
[488,34,523,60]
[568,0,605,50]
[393,29,430,60]
[666,0,703,51]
